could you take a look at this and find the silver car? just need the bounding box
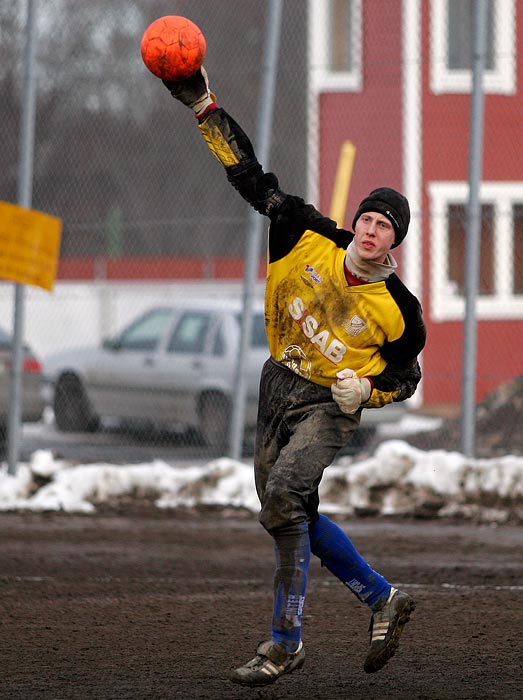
[43,299,269,449]
[0,325,45,442]
[43,299,405,453]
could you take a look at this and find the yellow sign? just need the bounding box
[0,201,62,291]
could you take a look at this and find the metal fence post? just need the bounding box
[229,0,283,460]
[7,0,38,475]
[461,0,488,457]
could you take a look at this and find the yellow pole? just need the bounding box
[329,140,356,226]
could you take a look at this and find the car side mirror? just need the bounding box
[102,338,121,351]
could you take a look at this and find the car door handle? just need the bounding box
[192,360,203,370]
[143,357,155,367]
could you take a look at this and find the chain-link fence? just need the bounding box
[1,0,522,459]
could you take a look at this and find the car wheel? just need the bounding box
[53,374,99,433]
[199,393,231,451]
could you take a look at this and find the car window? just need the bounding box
[252,313,268,348]
[0,326,11,347]
[167,312,211,354]
[235,312,268,348]
[118,308,175,351]
[212,325,226,356]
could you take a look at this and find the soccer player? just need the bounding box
[161,67,426,687]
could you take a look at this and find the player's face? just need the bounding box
[353,212,396,263]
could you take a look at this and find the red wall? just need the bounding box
[422,320,523,405]
[56,257,267,281]
[421,1,523,405]
[318,4,404,225]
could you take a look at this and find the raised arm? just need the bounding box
[163,67,285,216]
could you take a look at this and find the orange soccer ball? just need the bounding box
[141,15,206,81]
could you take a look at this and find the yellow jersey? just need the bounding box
[198,107,426,407]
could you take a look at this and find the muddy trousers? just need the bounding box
[254,359,390,652]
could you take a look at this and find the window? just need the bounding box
[167,312,211,354]
[309,0,362,92]
[251,313,269,348]
[429,182,523,320]
[0,327,12,347]
[430,0,516,94]
[447,203,494,296]
[447,1,494,71]
[328,0,357,72]
[117,308,174,351]
[212,326,226,356]
[235,312,269,349]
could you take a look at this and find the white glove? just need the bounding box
[331,368,372,414]
[163,66,216,117]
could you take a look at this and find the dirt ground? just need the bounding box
[1,505,522,700]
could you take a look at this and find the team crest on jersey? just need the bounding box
[343,315,367,337]
[281,344,312,379]
[304,264,323,284]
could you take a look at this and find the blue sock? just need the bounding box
[271,522,310,652]
[309,514,390,609]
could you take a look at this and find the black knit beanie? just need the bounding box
[352,187,410,248]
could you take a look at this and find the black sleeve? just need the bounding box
[198,107,354,256]
[369,358,423,404]
[197,107,286,214]
[364,280,426,407]
[267,195,354,263]
[380,278,426,364]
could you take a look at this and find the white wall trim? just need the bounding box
[307,0,363,204]
[308,0,363,94]
[306,0,320,204]
[428,181,523,321]
[402,0,423,299]
[402,0,424,407]
[430,0,516,95]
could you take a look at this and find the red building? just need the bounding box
[308,0,523,409]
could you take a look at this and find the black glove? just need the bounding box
[256,172,286,215]
[225,165,285,216]
[271,195,316,224]
[162,67,216,117]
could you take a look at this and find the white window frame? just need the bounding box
[429,181,523,321]
[430,0,516,95]
[308,0,363,93]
